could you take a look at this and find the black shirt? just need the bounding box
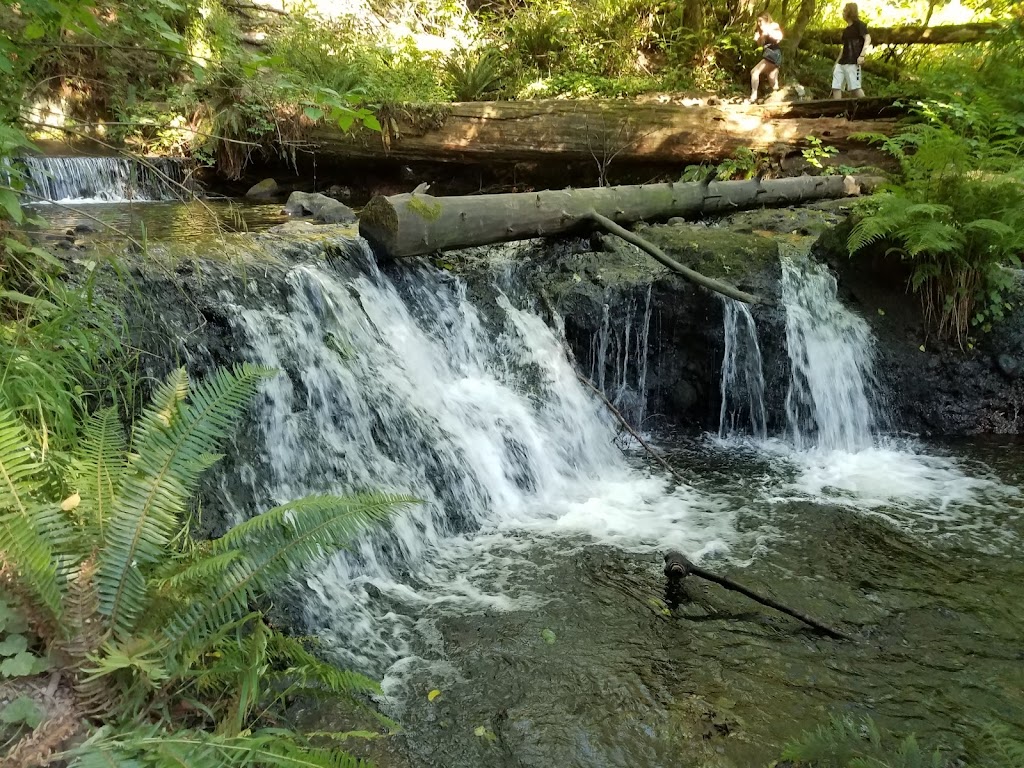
[840,19,869,64]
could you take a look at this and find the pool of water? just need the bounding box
[28,199,289,241]
[298,434,1024,768]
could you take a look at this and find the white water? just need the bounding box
[19,156,190,203]
[588,287,653,429]
[781,255,880,451]
[220,245,733,673]
[716,255,1019,542]
[718,298,767,440]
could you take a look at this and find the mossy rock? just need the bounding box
[635,223,779,281]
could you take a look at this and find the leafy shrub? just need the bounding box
[0,365,414,765]
[849,97,1024,344]
[445,46,504,100]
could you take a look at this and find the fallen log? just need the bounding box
[804,21,1003,46]
[663,551,852,640]
[301,99,897,167]
[358,174,861,259]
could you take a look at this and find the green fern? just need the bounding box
[967,722,1024,768]
[1,365,409,766]
[0,409,67,621]
[165,493,414,653]
[98,364,274,639]
[781,716,945,768]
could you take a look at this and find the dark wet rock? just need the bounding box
[997,353,1021,379]
[325,184,352,201]
[246,177,279,199]
[283,190,357,224]
[74,222,96,233]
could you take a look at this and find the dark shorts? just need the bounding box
[762,46,782,66]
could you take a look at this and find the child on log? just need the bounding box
[749,14,784,103]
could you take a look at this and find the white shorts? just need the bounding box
[832,63,862,91]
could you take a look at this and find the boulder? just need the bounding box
[282,191,357,224]
[246,178,279,199]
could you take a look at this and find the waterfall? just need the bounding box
[216,241,729,673]
[588,287,653,428]
[780,254,882,452]
[717,298,767,440]
[19,156,192,203]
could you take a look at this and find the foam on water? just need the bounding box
[715,255,1020,545]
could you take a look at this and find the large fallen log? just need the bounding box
[804,21,1003,46]
[358,174,861,259]
[301,99,897,167]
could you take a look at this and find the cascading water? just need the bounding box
[216,241,730,675]
[780,254,882,451]
[19,155,191,202]
[588,287,653,429]
[717,298,767,440]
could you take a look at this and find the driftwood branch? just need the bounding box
[576,375,687,485]
[584,211,762,305]
[664,550,852,640]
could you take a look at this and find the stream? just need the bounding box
[26,158,1024,767]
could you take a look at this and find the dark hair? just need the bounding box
[843,3,859,21]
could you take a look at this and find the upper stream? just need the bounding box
[26,165,1024,766]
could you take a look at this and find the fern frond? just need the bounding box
[212,492,416,553]
[165,494,412,653]
[0,410,67,621]
[0,408,44,516]
[267,632,382,699]
[98,364,274,640]
[969,722,1024,768]
[73,407,127,541]
[72,726,371,768]
[151,549,243,591]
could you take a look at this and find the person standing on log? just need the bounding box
[831,3,872,99]
[748,14,784,103]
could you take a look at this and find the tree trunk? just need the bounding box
[784,0,818,59]
[358,174,862,259]
[301,99,896,168]
[804,21,1002,46]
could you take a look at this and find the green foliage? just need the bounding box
[0,365,415,765]
[780,716,945,767]
[802,136,839,170]
[849,91,1024,343]
[780,715,1024,768]
[445,47,505,101]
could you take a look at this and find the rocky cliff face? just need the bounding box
[117,199,1024,443]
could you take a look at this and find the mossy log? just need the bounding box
[804,21,1002,46]
[301,99,897,166]
[358,174,862,259]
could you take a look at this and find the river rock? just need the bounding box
[246,178,279,199]
[997,353,1021,379]
[283,191,357,224]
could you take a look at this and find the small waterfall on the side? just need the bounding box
[588,287,653,428]
[780,255,882,452]
[19,155,192,202]
[718,298,768,440]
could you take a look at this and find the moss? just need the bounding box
[636,224,779,280]
[406,195,443,221]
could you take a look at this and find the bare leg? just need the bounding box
[852,88,865,98]
[831,89,843,99]
[767,66,779,92]
[749,61,767,102]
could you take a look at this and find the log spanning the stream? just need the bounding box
[358,175,861,261]
[663,551,852,640]
[301,98,898,167]
[804,21,1003,46]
